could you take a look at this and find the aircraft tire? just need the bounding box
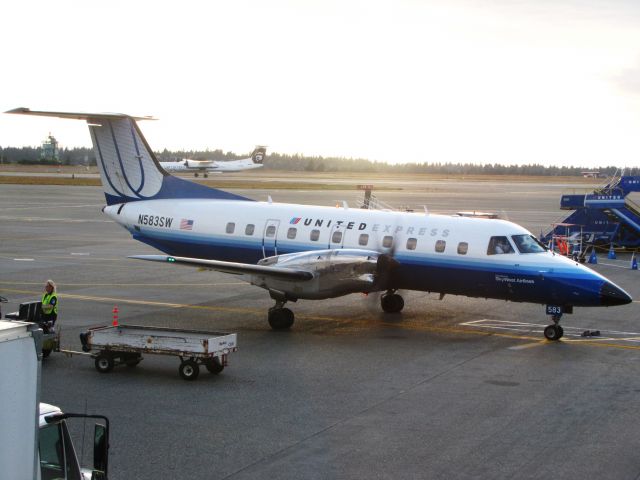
[381,293,404,313]
[205,357,224,374]
[194,173,199,178]
[95,353,114,373]
[179,359,200,381]
[268,307,294,330]
[544,325,562,341]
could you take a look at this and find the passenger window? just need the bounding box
[359,233,369,246]
[226,222,235,234]
[245,224,255,236]
[332,231,343,243]
[435,240,446,253]
[287,227,297,240]
[487,236,515,255]
[406,238,417,250]
[310,229,320,241]
[457,242,468,255]
[266,225,276,237]
[382,236,393,248]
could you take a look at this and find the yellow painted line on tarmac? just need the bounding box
[0,281,247,287]
[3,286,640,351]
[0,286,337,321]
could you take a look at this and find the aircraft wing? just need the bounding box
[129,255,314,281]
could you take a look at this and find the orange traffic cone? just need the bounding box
[112,305,119,326]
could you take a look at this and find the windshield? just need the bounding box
[487,236,515,255]
[511,234,547,253]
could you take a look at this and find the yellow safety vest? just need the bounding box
[42,292,58,315]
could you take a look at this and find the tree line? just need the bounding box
[1,145,637,177]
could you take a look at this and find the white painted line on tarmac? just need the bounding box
[13,258,34,261]
[508,342,545,350]
[460,319,640,345]
[70,252,91,256]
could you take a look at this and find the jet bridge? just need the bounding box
[541,171,640,251]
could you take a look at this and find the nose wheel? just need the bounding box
[544,314,564,341]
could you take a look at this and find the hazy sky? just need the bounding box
[1,0,640,166]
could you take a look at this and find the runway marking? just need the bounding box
[0,203,103,211]
[597,261,633,269]
[508,342,546,350]
[0,215,111,223]
[460,319,640,346]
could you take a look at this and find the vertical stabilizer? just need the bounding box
[5,108,252,205]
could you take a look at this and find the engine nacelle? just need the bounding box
[252,249,382,300]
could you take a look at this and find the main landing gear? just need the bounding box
[268,293,295,330]
[381,290,404,313]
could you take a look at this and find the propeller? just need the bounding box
[364,211,404,312]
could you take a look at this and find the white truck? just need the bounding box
[0,320,109,480]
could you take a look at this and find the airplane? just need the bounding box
[159,146,266,177]
[6,108,633,340]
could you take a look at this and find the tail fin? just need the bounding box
[251,146,267,164]
[6,108,251,205]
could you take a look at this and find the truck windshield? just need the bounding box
[511,234,547,253]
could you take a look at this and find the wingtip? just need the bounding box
[5,107,30,114]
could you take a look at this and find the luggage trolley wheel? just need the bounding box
[179,359,200,381]
[205,357,224,375]
[95,352,115,373]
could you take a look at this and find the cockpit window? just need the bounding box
[511,234,547,253]
[487,236,515,255]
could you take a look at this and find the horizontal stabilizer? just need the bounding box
[130,255,314,281]
[5,107,155,122]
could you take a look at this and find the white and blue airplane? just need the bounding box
[159,146,266,177]
[7,108,633,339]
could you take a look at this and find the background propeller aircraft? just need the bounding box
[159,146,266,177]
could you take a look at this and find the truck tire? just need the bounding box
[42,348,52,358]
[95,353,114,373]
[179,359,200,381]
[205,357,224,374]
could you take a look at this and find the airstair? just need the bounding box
[541,170,640,251]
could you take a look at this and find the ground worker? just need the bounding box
[41,279,58,332]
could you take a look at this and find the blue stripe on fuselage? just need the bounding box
[131,228,606,306]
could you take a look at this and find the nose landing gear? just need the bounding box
[544,305,570,341]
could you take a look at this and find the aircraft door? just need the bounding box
[328,224,346,249]
[263,219,280,258]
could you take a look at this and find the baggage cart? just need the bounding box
[80,324,237,381]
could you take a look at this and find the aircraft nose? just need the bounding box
[600,281,633,306]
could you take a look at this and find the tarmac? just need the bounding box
[1,179,640,480]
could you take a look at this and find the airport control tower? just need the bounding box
[40,133,59,162]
